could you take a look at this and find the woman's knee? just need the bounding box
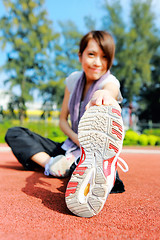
[5,127,24,144]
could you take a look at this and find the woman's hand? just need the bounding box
[71,132,80,147]
[86,89,121,112]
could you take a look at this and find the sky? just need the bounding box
[44,0,105,31]
[0,0,106,90]
[0,0,159,91]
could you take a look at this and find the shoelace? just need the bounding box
[74,149,129,173]
[117,157,129,172]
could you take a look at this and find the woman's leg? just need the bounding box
[31,152,51,167]
[5,126,63,170]
[5,127,75,177]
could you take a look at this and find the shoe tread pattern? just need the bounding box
[78,105,123,159]
[65,105,123,218]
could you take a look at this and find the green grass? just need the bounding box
[0,119,67,143]
[1,119,160,146]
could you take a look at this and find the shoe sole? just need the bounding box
[65,105,124,217]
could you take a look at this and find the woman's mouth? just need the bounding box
[90,68,101,72]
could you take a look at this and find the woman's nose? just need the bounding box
[93,56,101,66]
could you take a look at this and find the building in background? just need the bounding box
[0,89,12,110]
[0,89,58,121]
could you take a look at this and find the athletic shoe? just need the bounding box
[65,105,128,217]
[44,148,80,177]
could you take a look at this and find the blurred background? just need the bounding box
[0,0,160,146]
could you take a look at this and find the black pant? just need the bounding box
[5,127,65,170]
[5,127,125,193]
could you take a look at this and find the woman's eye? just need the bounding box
[88,53,94,56]
[103,55,107,59]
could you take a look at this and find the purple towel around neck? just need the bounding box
[69,70,110,134]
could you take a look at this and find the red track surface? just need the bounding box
[0,146,160,240]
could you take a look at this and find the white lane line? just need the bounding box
[122,149,160,154]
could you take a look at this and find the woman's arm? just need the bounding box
[59,87,80,147]
[86,82,121,111]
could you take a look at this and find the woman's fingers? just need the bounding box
[85,90,121,112]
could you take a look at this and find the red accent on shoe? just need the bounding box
[67,181,78,188]
[112,108,121,116]
[77,147,86,167]
[112,120,123,132]
[73,166,88,176]
[72,147,87,176]
[112,128,122,140]
[65,188,77,197]
[65,182,78,197]
[103,156,115,178]
[109,143,119,153]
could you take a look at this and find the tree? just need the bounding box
[0,0,57,122]
[130,0,160,123]
[102,0,159,103]
[39,21,82,108]
[138,38,160,123]
[102,0,128,99]
[101,0,160,125]
[84,16,96,32]
[54,21,82,79]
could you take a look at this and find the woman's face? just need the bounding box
[79,39,108,83]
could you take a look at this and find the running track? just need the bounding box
[0,145,160,240]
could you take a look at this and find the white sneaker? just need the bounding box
[65,105,128,217]
[44,148,80,177]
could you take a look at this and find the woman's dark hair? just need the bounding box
[79,31,115,70]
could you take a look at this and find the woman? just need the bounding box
[5,30,128,217]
